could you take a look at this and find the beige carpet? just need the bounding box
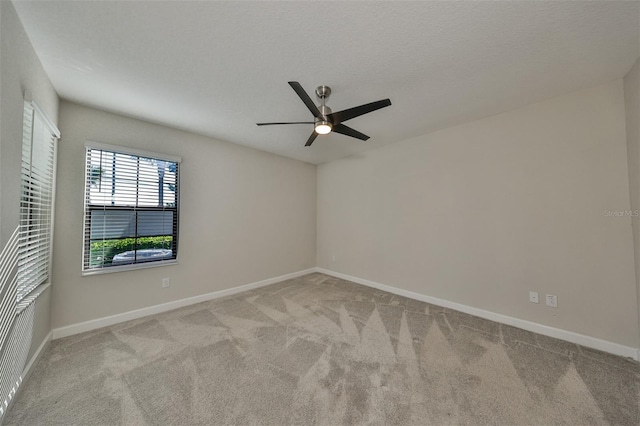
[5,273,640,425]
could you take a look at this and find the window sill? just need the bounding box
[82,259,178,276]
[16,282,50,314]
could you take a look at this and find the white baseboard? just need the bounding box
[52,268,316,339]
[316,267,640,361]
[50,265,639,361]
[22,330,52,380]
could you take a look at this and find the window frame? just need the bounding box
[81,142,181,276]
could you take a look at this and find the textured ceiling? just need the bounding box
[12,1,640,164]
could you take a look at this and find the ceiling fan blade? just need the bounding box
[256,122,314,126]
[288,81,324,119]
[305,131,318,147]
[333,124,370,141]
[327,99,391,124]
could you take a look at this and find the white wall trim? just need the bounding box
[22,331,52,381]
[316,267,640,361]
[52,268,315,339]
[51,265,639,361]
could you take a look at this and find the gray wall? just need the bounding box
[51,102,317,328]
[317,80,639,348]
[624,58,640,345]
[1,1,58,360]
[26,288,51,361]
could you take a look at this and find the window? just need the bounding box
[82,143,180,273]
[17,100,59,301]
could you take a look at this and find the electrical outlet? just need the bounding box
[546,294,557,308]
[331,255,336,262]
[529,291,539,304]
[162,277,170,288]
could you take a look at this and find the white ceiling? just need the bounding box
[12,1,640,165]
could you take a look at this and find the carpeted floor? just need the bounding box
[5,273,640,425]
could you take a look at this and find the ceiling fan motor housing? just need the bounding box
[315,103,333,134]
[316,86,332,121]
[316,105,332,122]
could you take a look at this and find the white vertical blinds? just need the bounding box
[82,144,180,271]
[16,101,58,301]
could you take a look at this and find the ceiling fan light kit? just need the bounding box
[315,121,332,134]
[257,81,391,147]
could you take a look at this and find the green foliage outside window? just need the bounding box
[90,236,173,267]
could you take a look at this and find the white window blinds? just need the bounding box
[82,143,180,272]
[17,101,59,302]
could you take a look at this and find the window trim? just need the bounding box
[81,141,181,275]
[84,141,181,163]
[81,258,178,276]
[32,101,60,138]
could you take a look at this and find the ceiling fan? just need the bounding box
[257,82,391,147]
